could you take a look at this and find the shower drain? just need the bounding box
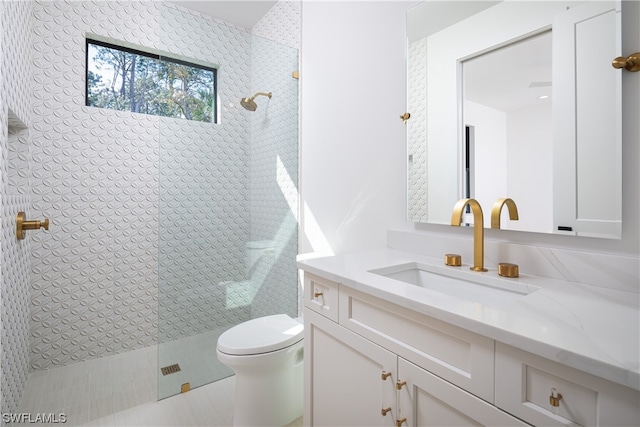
[161,364,181,376]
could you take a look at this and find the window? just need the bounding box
[86,39,217,123]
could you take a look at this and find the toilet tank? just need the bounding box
[245,240,274,274]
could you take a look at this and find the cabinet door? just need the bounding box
[397,358,530,426]
[495,343,640,427]
[304,309,398,427]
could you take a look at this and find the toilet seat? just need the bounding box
[217,314,303,356]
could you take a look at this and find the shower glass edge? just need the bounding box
[157,11,300,400]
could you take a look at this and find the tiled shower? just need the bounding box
[1,0,299,423]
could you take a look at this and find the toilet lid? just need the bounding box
[217,314,304,356]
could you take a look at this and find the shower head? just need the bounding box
[240,92,272,111]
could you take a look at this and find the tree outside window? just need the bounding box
[86,39,217,123]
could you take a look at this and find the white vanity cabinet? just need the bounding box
[397,358,528,426]
[303,271,640,427]
[495,343,640,427]
[305,310,398,426]
[304,273,524,426]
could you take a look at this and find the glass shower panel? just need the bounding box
[157,10,299,399]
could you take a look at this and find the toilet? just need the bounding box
[216,314,304,427]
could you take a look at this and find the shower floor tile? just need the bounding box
[18,345,157,426]
[17,327,251,426]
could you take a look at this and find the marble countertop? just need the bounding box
[298,248,640,391]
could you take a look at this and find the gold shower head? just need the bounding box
[240,92,272,111]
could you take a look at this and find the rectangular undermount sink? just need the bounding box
[369,262,539,306]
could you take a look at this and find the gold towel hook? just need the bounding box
[16,212,49,240]
[612,52,640,72]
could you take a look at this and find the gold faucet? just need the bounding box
[451,198,487,272]
[491,198,519,229]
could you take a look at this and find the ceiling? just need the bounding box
[169,0,278,29]
[464,30,552,113]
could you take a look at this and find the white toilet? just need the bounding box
[216,314,304,427]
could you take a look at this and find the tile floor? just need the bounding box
[18,335,303,426]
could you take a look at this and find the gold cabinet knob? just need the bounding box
[400,112,411,122]
[549,388,563,407]
[381,407,392,416]
[314,291,323,298]
[381,371,392,381]
[612,52,640,72]
[396,380,407,390]
[16,212,50,240]
[396,417,407,427]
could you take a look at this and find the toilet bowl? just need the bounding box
[216,314,304,427]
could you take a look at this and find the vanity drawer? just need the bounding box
[495,343,640,426]
[339,287,495,403]
[304,273,339,322]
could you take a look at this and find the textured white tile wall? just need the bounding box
[1,0,34,416]
[253,0,301,50]
[0,1,299,414]
[248,35,299,319]
[30,0,254,367]
[249,1,300,319]
[29,0,300,374]
[407,38,427,222]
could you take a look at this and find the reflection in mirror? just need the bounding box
[406,1,622,239]
[462,30,553,234]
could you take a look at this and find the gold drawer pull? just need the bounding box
[381,407,391,416]
[381,371,392,381]
[314,291,323,298]
[396,417,407,427]
[396,380,407,390]
[549,388,563,407]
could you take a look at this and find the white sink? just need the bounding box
[369,262,538,307]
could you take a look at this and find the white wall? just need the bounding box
[300,1,417,255]
[300,0,639,258]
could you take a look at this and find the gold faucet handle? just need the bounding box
[444,254,462,267]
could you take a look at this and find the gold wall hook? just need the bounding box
[612,52,640,72]
[400,112,411,122]
[16,212,49,240]
[491,198,519,229]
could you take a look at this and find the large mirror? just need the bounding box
[407,1,622,239]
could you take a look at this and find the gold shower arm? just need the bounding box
[252,92,272,100]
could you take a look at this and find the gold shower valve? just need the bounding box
[16,212,49,240]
